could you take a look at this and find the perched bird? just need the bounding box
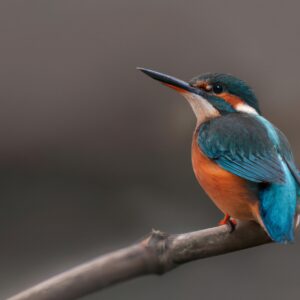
[138,67,300,243]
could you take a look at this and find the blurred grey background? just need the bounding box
[1,0,300,299]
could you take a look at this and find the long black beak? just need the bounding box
[137,67,199,95]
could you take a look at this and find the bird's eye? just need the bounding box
[212,83,223,94]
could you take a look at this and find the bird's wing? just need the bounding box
[276,128,300,186]
[198,113,286,184]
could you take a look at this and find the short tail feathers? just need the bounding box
[259,158,297,243]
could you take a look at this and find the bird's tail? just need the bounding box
[259,160,297,243]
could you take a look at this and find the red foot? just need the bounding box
[218,213,230,225]
[218,213,237,232]
[230,218,237,225]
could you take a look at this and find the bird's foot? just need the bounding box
[218,214,237,232]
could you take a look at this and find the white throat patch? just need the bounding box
[182,92,219,124]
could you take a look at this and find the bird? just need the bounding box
[138,67,300,243]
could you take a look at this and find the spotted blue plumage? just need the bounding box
[198,112,299,243]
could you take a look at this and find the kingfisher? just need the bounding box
[138,67,300,243]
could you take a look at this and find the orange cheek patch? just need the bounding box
[219,92,245,109]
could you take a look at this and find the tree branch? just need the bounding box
[8,202,300,300]
[8,219,277,300]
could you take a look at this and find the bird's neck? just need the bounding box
[182,92,220,125]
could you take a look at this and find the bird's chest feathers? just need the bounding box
[191,135,230,185]
[191,133,258,219]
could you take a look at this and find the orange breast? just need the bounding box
[191,134,260,220]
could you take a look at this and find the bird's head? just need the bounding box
[138,68,260,123]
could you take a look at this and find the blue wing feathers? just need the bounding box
[198,112,298,242]
[275,126,300,187]
[198,113,286,183]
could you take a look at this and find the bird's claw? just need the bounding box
[218,215,237,232]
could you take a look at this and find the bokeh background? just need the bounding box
[1,1,300,299]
